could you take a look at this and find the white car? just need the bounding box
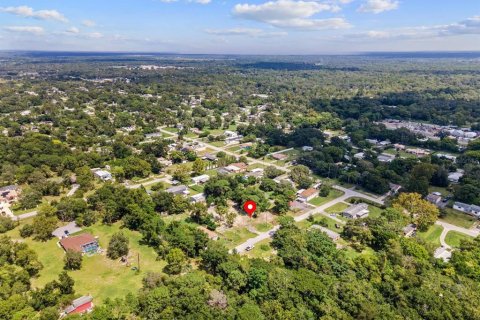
[245,245,254,251]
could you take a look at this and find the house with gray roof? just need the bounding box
[343,203,369,219]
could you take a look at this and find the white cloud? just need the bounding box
[233,0,350,30]
[347,16,480,40]
[87,32,104,39]
[82,20,96,27]
[66,27,80,34]
[4,26,44,35]
[205,27,287,37]
[194,0,211,4]
[358,0,398,14]
[0,6,68,22]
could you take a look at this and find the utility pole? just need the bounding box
[137,253,140,272]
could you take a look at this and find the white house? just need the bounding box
[166,185,189,196]
[192,174,210,185]
[297,188,319,202]
[302,146,314,152]
[94,170,112,181]
[343,203,369,219]
[453,202,480,218]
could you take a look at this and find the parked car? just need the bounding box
[245,245,254,251]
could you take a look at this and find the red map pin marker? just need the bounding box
[243,200,257,217]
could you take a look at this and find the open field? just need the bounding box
[445,231,474,248]
[244,239,276,260]
[440,208,477,229]
[417,224,443,247]
[308,189,344,206]
[325,202,350,214]
[6,222,164,304]
[218,227,257,249]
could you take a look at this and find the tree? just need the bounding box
[107,232,129,259]
[58,271,75,294]
[164,248,187,275]
[32,204,58,241]
[192,158,206,175]
[393,193,439,231]
[64,249,82,270]
[264,166,284,179]
[172,164,190,183]
[19,186,42,210]
[289,165,313,189]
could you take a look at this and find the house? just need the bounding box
[94,170,112,181]
[366,139,379,145]
[297,188,319,202]
[393,143,406,151]
[343,203,369,219]
[166,185,190,196]
[192,174,210,185]
[289,200,309,211]
[453,202,480,218]
[426,193,443,205]
[0,185,20,203]
[189,193,206,203]
[62,296,94,317]
[244,168,264,179]
[271,153,288,161]
[203,153,218,161]
[448,170,464,183]
[311,225,340,241]
[434,247,452,262]
[378,140,391,147]
[378,154,395,163]
[403,224,417,237]
[60,233,99,254]
[406,148,430,157]
[388,183,402,195]
[225,163,248,173]
[353,152,365,160]
[52,222,82,239]
[302,146,314,152]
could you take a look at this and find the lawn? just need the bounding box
[367,205,384,218]
[6,222,165,304]
[254,222,273,232]
[218,227,257,249]
[209,141,225,147]
[440,208,477,229]
[429,186,450,196]
[445,231,474,248]
[417,224,443,247]
[308,189,344,207]
[296,215,344,233]
[164,127,179,133]
[244,239,275,260]
[325,202,350,214]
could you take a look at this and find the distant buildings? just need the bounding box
[342,203,369,219]
[0,185,20,203]
[271,153,288,161]
[189,193,206,203]
[192,174,210,185]
[426,193,443,206]
[448,170,464,183]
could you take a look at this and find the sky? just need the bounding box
[0,0,479,54]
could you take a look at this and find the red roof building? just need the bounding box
[59,233,99,254]
[62,296,94,316]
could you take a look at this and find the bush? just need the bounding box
[0,216,15,233]
[19,224,34,238]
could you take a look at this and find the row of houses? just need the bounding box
[453,202,480,218]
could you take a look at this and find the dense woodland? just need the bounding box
[1,52,480,319]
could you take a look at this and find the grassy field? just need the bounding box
[308,189,344,206]
[428,186,450,196]
[325,202,350,214]
[445,231,474,248]
[244,239,276,260]
[440,208,477,229]
[254,222,273,232]
[209,141,225,147]
[218,227,257,249]
[367,205,384,218]
[6,222,165,304]
[417,224,443,247]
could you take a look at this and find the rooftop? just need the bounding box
[60,233,97,252]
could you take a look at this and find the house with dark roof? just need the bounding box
[166,185,189,195]
[59,233,99,255]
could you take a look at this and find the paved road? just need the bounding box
[235,186,385,253]
[436,220,480,238]
[66,184,80,197]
